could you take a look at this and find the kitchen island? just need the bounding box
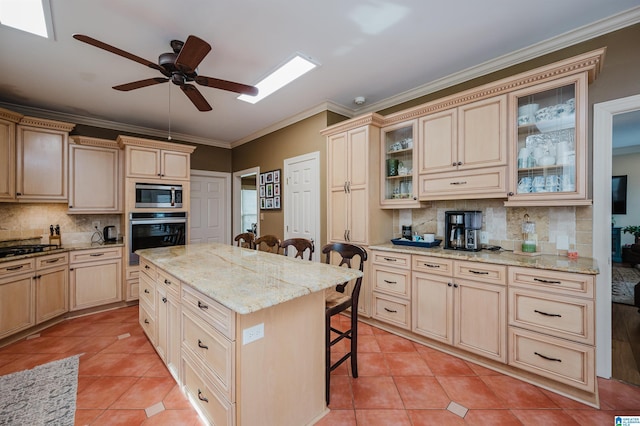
[136,243,363,426]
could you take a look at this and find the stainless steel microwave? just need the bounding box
[135,183,183,208]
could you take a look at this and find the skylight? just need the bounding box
[238,54,317,104]
[0,0,52,38]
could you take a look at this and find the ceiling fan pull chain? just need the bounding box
[168,82,172,140]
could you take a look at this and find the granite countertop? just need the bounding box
[136,243,364,315]
[369,243,599,275]
[0,241,124,264]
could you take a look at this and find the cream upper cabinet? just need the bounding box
[380,120,420,208]
[119,136,194,181]
[15,117,75,202]
[506,73,590,206]
[68,137,122,213]
[417,95,508,200]
[0,109,22,201]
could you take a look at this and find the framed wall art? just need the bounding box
[260,169,281,210]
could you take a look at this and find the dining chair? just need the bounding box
[234,232,255,249]
[254,235,282,254]
[281,238,314,260]
[321,242,367,405]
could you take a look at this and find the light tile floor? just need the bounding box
[1,306,639,425]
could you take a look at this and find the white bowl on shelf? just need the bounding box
[535,113,575,133]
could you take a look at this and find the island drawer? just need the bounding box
[508,267,594,298]
[509,288,594,345]
[157,268,180,297]
[412,255,453,277]
[70,247,121,264]
[372,265,410,298]
[139,271,155,311]
[35,252,68,269]
[139,258,155,279]
[454,261,506,285]
[0,258,35,278]
[182,285,235,340]
[182,353,235,426]
[371,251,411,269]
[508,327,594,392]
[139,302,156,346]
[372,293,410,330]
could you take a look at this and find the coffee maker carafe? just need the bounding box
[444,211,482,251]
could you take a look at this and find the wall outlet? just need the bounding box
[92,221,100,230]
[480,231,489,244]
[243,323,264,345]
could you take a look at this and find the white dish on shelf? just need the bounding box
[535,114,575,133]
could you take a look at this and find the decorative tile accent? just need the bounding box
[145,401,165,418]
[447,401,469,418]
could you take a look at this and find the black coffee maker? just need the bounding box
[444,211,482,251]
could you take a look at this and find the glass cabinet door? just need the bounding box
[380,120,420,208]
[507,73,589,205]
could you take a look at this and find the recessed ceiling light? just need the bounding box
[238,54,317,104]
[0,0,53,38]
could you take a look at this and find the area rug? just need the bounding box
[0,355,79,426]
[612,265,640,306]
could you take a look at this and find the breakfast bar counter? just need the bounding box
[136,243,363,426]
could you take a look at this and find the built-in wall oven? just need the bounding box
[129,212,187,265]
[135,183,183,208]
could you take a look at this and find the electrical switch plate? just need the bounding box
[480,231,489,244]
[243,323,264,345]
[556,235,569,250]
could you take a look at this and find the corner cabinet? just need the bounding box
[505,73,589,206]
[380,120,421,208]
[68,137,122,213]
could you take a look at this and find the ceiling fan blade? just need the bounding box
[195,76,258,96]
[73,34,166,74]
[181,85,212,111]
[113,78,169,91]
[175,35,211,74]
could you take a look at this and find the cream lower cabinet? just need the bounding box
[0,258,36,339]
[412,256,508,363]
[371,251,412,329]
[70,247,122,311]
[508,266,595,392]
[156,268,181,381]
[35,253,69,323]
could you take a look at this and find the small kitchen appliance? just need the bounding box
[444,211,482,251]
[103,226,117,242]
[401,225,412,240]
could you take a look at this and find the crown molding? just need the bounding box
[356,6,640,115]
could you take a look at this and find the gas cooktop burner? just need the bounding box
[0,244,60,259]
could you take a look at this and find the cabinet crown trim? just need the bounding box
[19,116,76,132]
[382,48,606,126]
[321,112,385,136]
[70,136,119,149]
[0,107,24,123]
[117,135,197,153]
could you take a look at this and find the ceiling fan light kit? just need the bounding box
[72,33,258,111]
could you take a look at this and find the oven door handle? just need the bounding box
[130,218,187,225]
[171,188,176,206]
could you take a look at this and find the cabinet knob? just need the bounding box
[452,162,457,166]
[457,161,462,166]
[508,192,514,196]
[157,173,162,176]
[447,282,453,287]
[162,297,167,303]
[16,192,21,196]
[69,205,73,208]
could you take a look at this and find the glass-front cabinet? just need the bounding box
[506,73,589,206]
[380,120,420,208]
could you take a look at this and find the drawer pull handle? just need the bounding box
[424,263,440,268]
[198,339,209,349]
[383,279,397,284]
[384,307,397,313]
[6,265,24,271]
[469,270,489,275]
[89,253,105,257]
[534,352,562,362]
[197,389,209,403]
[144,319,149,324]
[164,279,171,285]
[533,278,562,285]
[450,181,467,185]
[534,309,561,318]
[162,297,167,303]
[383,257,397,262]
[144,289,150,294]
[197,301,209,310]
[144,265,151,270]
[45,258,60,263]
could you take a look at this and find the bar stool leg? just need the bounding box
[350,313,358,378]
[325,313,331,405]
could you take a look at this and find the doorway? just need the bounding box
[593,93,640,380]
[233,167,260,239]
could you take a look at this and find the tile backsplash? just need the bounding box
[393,199,593,257]
[0,203,121,245]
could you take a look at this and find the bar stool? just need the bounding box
[322,242,367,405]
[234,232,255,249]
[254,235,282,254]
[281,238,314,260]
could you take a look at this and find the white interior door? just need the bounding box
[190,170,231,244]
[284,152,320,261]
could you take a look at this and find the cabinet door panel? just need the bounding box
[36,266,68,323]
[127,146,160,178]
[69,144,119,212]
[329,189,348,242]
[418,109,457,174]
[161,150,190,180]
[0,275,35,338]
[348,186,368,244]
[412,272,453,344]
[458,95,507,169]
[328,133,348,189]
[71,259,122,310]
[348,127,368,187]
[0,118,16,200]
[17,127,67,200]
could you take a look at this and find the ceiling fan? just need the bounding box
[73,34,258,111]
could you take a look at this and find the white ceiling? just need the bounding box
[0,1,639,148]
